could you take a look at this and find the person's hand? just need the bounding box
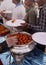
[0,11,6,17]
[21,23,28,28]
[0,10,10,20]
[15,23,28,29]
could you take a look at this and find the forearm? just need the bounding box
[28,23,44,32]
[0,11,11,20]
[1,14,10,20]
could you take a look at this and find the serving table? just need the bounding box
[0,37,46,65]
[0,32,46,65]
[0,48,46,65]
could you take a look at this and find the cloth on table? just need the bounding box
[9,48,46,65]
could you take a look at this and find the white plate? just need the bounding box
[32,32,46,45]
[6,19,25,27]
[0,37,6,43]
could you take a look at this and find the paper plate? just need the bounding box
[6,19,25,27]
[32,32,46,45]
[0,37,6,43]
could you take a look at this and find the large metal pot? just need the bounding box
[6,32,36,54]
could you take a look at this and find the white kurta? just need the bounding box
[12,4,26,20]
[0,0,15,11]
[12,4,26,31]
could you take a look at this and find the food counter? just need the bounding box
[0,23,46,65]
[0,47,46,65]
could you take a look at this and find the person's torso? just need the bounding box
[28,7,37,25]
[39,4,46,31]
[0,0,15,11]
[12,4,26,20]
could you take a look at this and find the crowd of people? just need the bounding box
[0,0,46,32]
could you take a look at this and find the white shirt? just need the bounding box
[12,3,26,31]
[12,4,26,20]
[0,0,15,11]
[0,0,15,26]
[0,1,2,6]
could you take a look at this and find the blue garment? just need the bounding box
[9,48,46,65]
[15,3,22,8]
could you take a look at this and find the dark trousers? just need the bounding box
[0,41,9,54]
[0,18,3,24]
[36,44,45,52]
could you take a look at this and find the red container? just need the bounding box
[0,60,3,65]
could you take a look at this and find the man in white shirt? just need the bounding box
[0,0,26,30]
[12,0,26,19]
[0,0,26,31]
[0,0,15,25]
[0,0,26,21]
[0,0,15,11]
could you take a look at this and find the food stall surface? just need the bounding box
[0,48,46,65]
[0,25,46,65]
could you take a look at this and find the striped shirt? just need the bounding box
[29,3,46,32]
